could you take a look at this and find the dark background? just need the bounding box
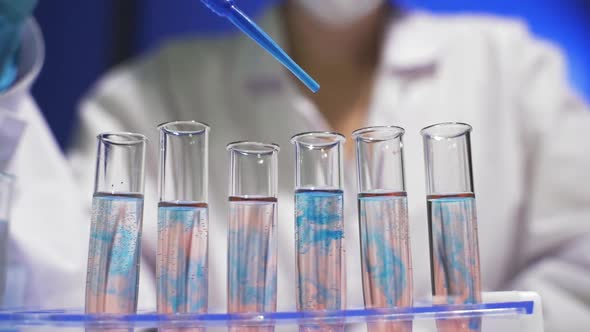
[32,0,590,149]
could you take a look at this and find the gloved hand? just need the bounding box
[0,0,38,91]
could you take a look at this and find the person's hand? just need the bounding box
[0,0,38,91]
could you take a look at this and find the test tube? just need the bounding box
[353,126,413,332]
[291,132,346,319]
[157,121,210,321]
[0,173,14,305]
[85,133,147,315]
[421,123,482,332]
[227,142,279,331]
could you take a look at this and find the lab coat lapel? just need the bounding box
[368,12,445,128]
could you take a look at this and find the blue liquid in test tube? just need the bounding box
[295,189,345,311]
[158,201,209,314]
[86,193,144,313]
[358,192,413,304]
[428,193,481,332]
[227,196,278,313]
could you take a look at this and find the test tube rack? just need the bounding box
[0,291,543,331]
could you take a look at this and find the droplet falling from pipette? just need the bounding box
[200,0,320,93]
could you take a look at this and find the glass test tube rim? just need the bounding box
[420,122,472,140]
[157,120,211,136]
[353,125,407,194]
[158,120,210,204]
[290,131,346,148]
[226,141,281,155]
[352,125,405,143]
[97,132,148,146]
[95,132,147,195]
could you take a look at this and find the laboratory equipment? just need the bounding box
[353,126,413,332]
[421,123,482,332]
[227,141,280,331]
[85,133,147,314]
[157,121,210,319]
[0,173,13,304]
[0,291,544,331]
[199,0,320,93]
[291,132,346,332]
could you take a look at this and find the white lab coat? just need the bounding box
[69,8,590,331]
[0,20,88,307]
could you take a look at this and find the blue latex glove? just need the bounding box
[0,0,37,91]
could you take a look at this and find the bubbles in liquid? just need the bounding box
[358,191,413,332]
[428,193,482,332]
[295,189,345,313]
[85,193,144,314]
[157,201,209,315]
[227,197,278,316]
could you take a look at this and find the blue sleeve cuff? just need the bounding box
[0,16,24,92]
[0,52,18,91]
[0,19,44,105]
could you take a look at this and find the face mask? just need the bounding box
[294,0,386,26]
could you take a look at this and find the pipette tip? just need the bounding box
[308,81,320,93]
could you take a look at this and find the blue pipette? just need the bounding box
[200,0,320,93]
